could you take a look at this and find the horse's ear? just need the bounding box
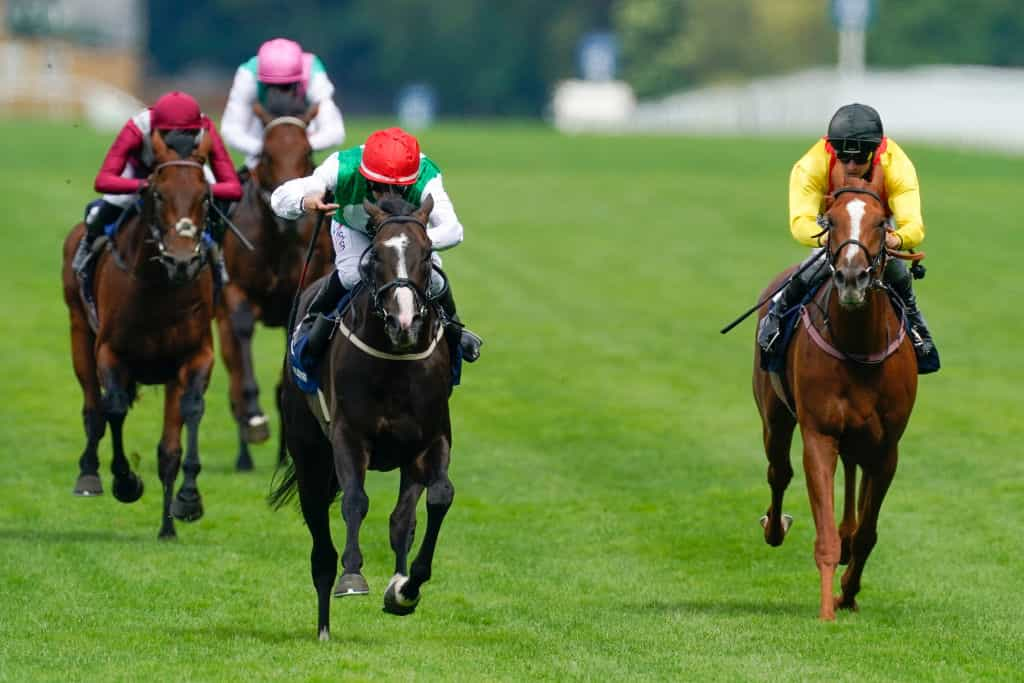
[868,159,886,197]
[252,103,273,126]
[302,102,320,125]
[194,128,212,163]
[363,198,387,225]
[828,156,847,192]
[414,194,434,225]
[151,129,170,162]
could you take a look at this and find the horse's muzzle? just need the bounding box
[833,266,870,309]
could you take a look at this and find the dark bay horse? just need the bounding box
[62,130,217,539]
[271,195,455,640]
[217,99,333,471]
[753,170,918,620]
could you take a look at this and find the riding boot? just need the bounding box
[885,259,940,374]
[436,286,483,363]
[236,165,252,186]
[73,200,122,276]
[207,239,230,287]
[293,273,348,370]
[757,249,830,353]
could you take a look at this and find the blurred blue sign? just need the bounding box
[577,32,618,81]
[832,0,874,30]
[396,83,437,130]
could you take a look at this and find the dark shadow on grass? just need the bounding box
[635,598,810,617]
[0,526,148,544]
[170,624,379,646]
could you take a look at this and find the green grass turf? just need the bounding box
[0,118,1021,681]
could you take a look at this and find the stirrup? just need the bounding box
[459,328,483,363]
[757,314,781,352]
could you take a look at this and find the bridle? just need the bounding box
[359,216,447,321]
[144,160,208,278]
[254,117,312,233]
[818,186,889,284]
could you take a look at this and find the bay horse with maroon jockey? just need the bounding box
[271,194,456,640]
[217,95,332,471]
[62,130,217,539]
[752,168,924,620]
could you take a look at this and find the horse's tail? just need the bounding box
[267,456,298,510]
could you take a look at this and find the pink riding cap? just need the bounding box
[257,38,304,84]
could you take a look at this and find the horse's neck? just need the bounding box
[825,287,897,355]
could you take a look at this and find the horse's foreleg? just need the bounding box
[385,437,454,616]
[70,312,105,495]
[216,304,251,471]
[389,469,425,576]
[332,431,370,597]
[97,349,143,504]
[158,380,185,539]
[229,297,269,449]
[802,429,840,620]
[838,457,858,565]
[761,417,796,546]
[838,445,898,611]
[171,348,214,524]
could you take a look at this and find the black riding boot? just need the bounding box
[757,249,830,353]
[885,259,940,374]
[73,200,122,276]
[293,273,348,370]
[436,286,483,363]
[206,200,232,287]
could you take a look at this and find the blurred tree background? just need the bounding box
[146,0,1024,115]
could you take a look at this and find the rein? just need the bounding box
[263,116,307,133]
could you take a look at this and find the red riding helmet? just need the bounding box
[151,91,203,130]
[359,127,421,185]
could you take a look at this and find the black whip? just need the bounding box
[285,194,331,343]
[719,249,828,334]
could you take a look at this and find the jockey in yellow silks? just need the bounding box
[758,103,939,374]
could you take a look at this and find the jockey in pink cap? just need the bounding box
[73,91,242,285]
[220,38,346,173]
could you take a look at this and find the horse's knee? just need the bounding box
[229,301,255,339]
[767,463,793,487]
[180,390,205,425]
[341,487,369,521]
[157,444,182,483]
[101,385,131,418]
[426,478,454,509]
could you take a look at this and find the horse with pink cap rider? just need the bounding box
[220,38,346,174]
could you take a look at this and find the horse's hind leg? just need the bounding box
[97,349,144,504]
[295,447,338,640]
[225,296,269,455]
[385,437,454,616]
[70,312,105,496]
[761,415,796,546]
[838,457,858,565]
[837,445,898,612]
[171,350,214,525]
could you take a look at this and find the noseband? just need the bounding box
[821,186,888,278]
[147,160,207,277]
[360,216,444,320]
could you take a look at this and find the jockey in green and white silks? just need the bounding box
[220,38,346,169]
[271,127,483,373]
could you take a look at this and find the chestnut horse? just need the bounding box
[217,98,332,471]
[62,131,216,539]
[753,169,918,620]
[271,195,455,640]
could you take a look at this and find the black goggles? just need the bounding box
[368,182,410,197]
[830,138,877,164]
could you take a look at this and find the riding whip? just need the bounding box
[210,201,256,251]
[285,192,332,344]
[719,249,828,335]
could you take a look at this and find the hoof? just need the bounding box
[318,627,330,641]
[333,573,369,598]
[157,525,178,541]
[235,451,254,472]
[760,512,793,546]
[112,472,144,503]
[383,573,420,616]
[170,489,204,522]
[73,473,103,497]
[834,595,859,612]
[241,414,270,444]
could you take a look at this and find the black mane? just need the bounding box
[264,85,307,118]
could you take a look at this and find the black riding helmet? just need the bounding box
[827,103,883,157]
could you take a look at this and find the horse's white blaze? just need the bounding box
[175,218,198,239]
[843,200,866,267]
[383,234,415,327]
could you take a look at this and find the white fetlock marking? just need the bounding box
[387,573,419,607]
[248,414,268,427]
[318,627,330,641]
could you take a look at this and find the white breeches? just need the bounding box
[331,220,444,294]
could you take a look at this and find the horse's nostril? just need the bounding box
[835,270,846,285]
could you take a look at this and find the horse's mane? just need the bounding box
[264,86,307,118]
[376,195,417,218]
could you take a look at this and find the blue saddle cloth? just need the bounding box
[289,288,463,395]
